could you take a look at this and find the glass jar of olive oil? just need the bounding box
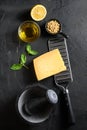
[18,21,41,43]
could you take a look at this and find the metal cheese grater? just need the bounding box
[48,37,75,125]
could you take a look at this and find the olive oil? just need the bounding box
[18,21,41,43]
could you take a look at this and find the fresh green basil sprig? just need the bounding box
[10,53,28,70]
[10,44,38,71]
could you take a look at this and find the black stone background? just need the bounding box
[0,0,87,129]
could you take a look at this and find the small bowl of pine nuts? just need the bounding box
[45,19,68,38]
[45,19,61,35]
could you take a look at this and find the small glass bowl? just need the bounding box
[18,20,41,43]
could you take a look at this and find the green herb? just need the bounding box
[20,53,27,64]
[26,44,31,52]
[26,44,38,55]
[10,44,38,71]
[28,50,38,55]
[10,64,23,70]
[10,53,29,70]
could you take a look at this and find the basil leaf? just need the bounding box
[29,50,38,55]
[20,53,26,64]
[26,44,31,54]
[26,44,38,55]
[10,64,23,70]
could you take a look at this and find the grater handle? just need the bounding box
[64,89,75,125]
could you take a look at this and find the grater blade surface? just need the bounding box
[48,37,73,84]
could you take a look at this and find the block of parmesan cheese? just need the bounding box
[33,49,66,81]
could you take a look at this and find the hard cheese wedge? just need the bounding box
[33,49,66,81]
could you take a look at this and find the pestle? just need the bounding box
[23,89,58,115]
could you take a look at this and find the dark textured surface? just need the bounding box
[0,0,87,129]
